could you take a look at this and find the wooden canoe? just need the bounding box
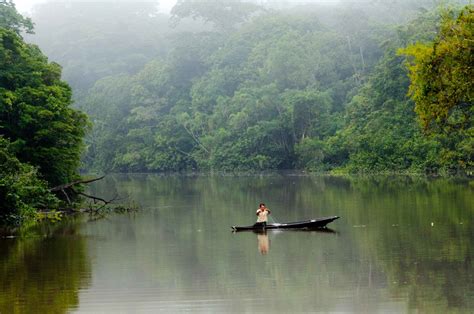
[231,216,339,231]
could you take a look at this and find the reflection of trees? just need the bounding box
[363,222,474,311]
[0,219,91,313]
[340,175,474,312]
[85,174,369,311]
[86,173,473,311]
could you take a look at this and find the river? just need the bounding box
[1,173,473,313]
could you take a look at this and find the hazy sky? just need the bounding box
[14,0,343,15]
[14,0,177,14]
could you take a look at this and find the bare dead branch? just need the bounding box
[50,175,106,192]
[61,189,71,204]
[77,192,110,204]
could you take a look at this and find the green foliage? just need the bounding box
[401,5,473,170]
[0,28,88,186]
[29,1,471,174]
[402,6,473,130]
[294,137,325,170]
[0,0,34,35]
[80,10,376,173]
[0,137,59,225]
[0,4,89,226]
[327,50,436,173]
[318,6,473,174]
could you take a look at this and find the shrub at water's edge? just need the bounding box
[0,137,59,225]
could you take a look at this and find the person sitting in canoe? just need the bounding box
[254,203,271,228]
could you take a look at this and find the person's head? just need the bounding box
[259,203,266,209]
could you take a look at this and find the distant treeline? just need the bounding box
[27,0,472,174]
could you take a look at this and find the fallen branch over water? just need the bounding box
[47,175,138,219]
[50,175,107,205]
[50,175,106,192]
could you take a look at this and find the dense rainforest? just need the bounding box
[25,0,472,174]
[0,0,88,224]
[0,0,472,225]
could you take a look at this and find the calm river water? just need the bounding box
[1,173,473,313]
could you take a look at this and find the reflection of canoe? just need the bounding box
[250,228,338,235]
[231,216,339,232]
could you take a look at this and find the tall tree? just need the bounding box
[401,6,473,170]
[0,0,33,35]
[0,27,88,186]
[402,6,473,132]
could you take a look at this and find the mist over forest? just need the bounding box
[14,0,474,174]
[1,2,474,311]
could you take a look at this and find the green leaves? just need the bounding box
[0,0,34,35]
[400,5,473,170]
[0,28,88,188]
[401,6,473,132]
[0,137,59,225]
[66,2,472,175]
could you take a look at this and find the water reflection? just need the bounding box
[85,173,471,312]
[333,176,474,312]
[256,231,270,255]
[0,219,91,313]
[1,174,472,312]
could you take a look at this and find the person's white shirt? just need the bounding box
[256,209,269,223]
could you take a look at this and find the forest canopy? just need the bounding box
[28,0,468,174]
[7,0,474,178]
